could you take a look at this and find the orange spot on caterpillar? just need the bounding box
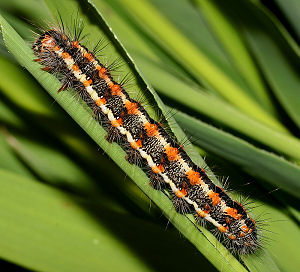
[181,187,187,196]
[116,117,123,126]
[102,75,109,82]
[179,187,188,198]
[72,64,80,71]
[125,101,139,115]
[229,234,236,240]
[241,224,249,233]
[40,36,54,52]
[196,209,207,218]
[84,52,94,61]
[144,122,159,137]
[83,79,92,87]
[239,232,246,238]
[152,164,165,174]
[165,145,180,161]
[175,187,187,198]
[130,139,142,149]
[218,226,228,233]
[98,67,107,75]
[111,118,123,127]
[186,169,202,185]
[71,40,80,48]
[62,52,70,59]
[41,36,54,48]
[95,97,106,106]
[111,84,122,95]
[207,190,221,206]
[225,207,242,219]
[54,45,60,51]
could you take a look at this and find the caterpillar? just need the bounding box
[32,26,259,255]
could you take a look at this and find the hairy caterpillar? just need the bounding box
[32,26,258,255]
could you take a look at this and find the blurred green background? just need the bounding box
[0,0,299,271]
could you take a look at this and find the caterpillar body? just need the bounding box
[32,28,258,254]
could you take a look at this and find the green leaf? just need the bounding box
[3,132,99,193]
[0,0,50,25]
[272,0,300,40]
[0,132,33,177]
[0,169,153,272]
[195,0,276,115]
[213,0,300,130]
[0,55,56,117]
[246,31,300,129]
